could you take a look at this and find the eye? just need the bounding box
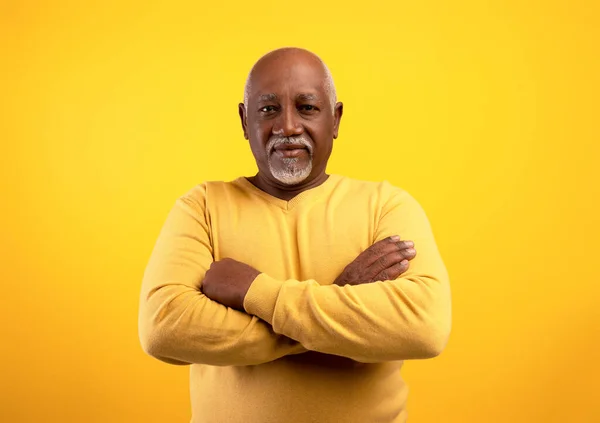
[259,105,277,113]
[299,104,318,112]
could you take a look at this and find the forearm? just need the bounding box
[243,187,452,363]
[138,188,308,367]
[243,272,451,363]
[139,283,307,366]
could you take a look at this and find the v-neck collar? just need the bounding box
[234,174,340,211]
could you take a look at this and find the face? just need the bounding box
[239,54,343,187]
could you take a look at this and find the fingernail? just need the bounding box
[401,260,408,265]
[407,248,415,254]
[406,241,414,247]
[390,235,400,241]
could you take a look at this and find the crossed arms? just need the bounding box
[138,186,451,366]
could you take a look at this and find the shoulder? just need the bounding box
[176,178,247,208]
[332,175,428,224]
[333,174,413,204]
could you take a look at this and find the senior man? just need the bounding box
[139,47,452,423]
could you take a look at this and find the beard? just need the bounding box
[266,136,314,185]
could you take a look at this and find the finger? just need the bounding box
[365,248,415,279]
[360,237,413,266]
[400,247,417,261]
[365,250,404,276]
[372,259,410,282]
[395,240,415,252]
[359,237,398,266]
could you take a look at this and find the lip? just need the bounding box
[272,148,308,158]
[273,144,308,151]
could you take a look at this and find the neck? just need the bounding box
[247,171,330,201]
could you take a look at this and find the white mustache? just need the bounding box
[266,136,313,155]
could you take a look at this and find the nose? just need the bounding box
[272,106,303,137]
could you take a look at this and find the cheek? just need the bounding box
[248,133,271,165]
[317,144,334,163]
[308,118,334,137]
[308,130,334,163]
[250,123,273,144]
[307,123,333,145]
[249,140,266,161]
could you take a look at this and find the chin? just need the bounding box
[273,172,311,186]
[268,162,313,186]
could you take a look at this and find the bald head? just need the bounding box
[243,48,337,114]
[238,47,343,191]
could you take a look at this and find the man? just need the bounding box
[138,47,452,423]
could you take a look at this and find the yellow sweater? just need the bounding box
[138,174,451,423]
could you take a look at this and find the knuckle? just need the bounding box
[383,243,397,254]
[385,272,399,281]
[390,265,404,279]
[391,252,404,262]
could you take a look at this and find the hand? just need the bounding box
[333,236,416,286]
[286,350,367,369]
[201,258,261,310]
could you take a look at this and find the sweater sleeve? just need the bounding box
[138,184,307,366]
[243,187,452,363]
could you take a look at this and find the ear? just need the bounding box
[238,103,249,140]
[332,102,344,139]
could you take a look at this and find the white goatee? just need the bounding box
[266,136,313,185]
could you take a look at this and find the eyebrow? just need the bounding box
[257,93,278,102]
[256,93,321,103]
[297,93,318,102]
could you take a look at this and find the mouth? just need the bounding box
[272,146,309,158]
[272,144,308,152]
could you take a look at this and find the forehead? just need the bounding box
[248,60,328,102]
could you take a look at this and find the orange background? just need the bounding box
[2,1,599,422]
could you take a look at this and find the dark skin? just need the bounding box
[201,48,416,336]
[239,48,343,201]
[202,237,417,310]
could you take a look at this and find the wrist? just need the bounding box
[238,268,261,310]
